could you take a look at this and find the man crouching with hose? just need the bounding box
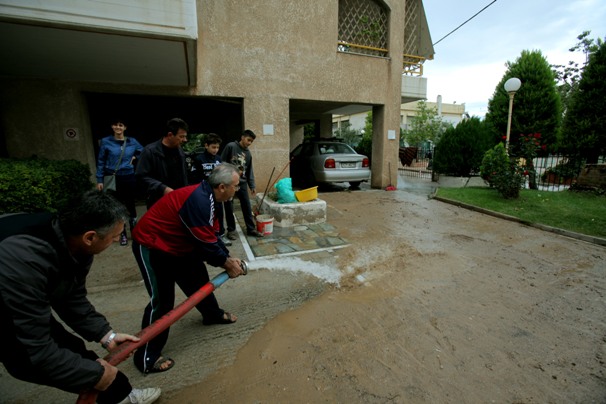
[131,163,245,375]
[0,191,160,404]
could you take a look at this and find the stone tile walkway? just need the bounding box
[231,202,349,258]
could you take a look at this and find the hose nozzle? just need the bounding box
[240,260,248,275]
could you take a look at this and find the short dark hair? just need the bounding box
[204,133,222,146]
[166,118,189,136]
[242,129,256,139]
[58,190,128,238]
[208,164,239,188]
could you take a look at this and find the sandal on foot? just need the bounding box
[203,311,237,326]
[147,356,175,374]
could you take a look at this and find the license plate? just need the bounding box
[341,162,356,168]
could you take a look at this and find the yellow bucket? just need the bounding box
[295,186,318,202]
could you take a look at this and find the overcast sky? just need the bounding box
[422,0,606,118]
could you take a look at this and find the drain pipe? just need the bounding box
[76,261,248,404]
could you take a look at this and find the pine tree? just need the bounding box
[560,40,606,163]
[485,50,562,153]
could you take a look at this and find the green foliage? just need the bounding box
[181,133,206,153]
[402,100,451,146]
[333,122,362,146]
[433,117,495,176]
[355,131,373,164]
[304,123,316,139]
[354,112,373,164]
[480,143,526,199]
[0,158,94,214]
[551,31,603,116]
[436,187,606,238]
[560,38,606,163]
[485,50,562,152]
[364,111,373,139]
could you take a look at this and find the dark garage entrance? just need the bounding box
[85,93,244,151]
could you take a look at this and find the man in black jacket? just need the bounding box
[0,191,160,404]
[136,117,189,209]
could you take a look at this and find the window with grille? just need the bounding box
[338,0,389,57]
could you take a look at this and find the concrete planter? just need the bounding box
[255,193,326,227]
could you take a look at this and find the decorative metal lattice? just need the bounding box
[338,0,388,57]
[403,0,426,75]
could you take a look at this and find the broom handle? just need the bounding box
[255,166,275,216]
[269,157,294,190]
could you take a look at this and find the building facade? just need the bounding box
[0,0,433,188]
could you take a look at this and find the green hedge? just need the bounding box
[0,157,94,214]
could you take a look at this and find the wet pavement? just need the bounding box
[232,203,349,259]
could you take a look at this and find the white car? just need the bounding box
[290,139,371,188]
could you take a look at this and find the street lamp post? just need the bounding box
[504,77,521,154]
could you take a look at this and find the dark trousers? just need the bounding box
[0,316,131,403]
[114,174,138,220]
[131,242,223,373]
[224,182,255,233]
[216,200,226,235]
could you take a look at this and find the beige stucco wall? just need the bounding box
[1,0,410,189]
[196,0,405,188]
[0,79,95,164]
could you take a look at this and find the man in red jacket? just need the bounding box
[131,163,246,374]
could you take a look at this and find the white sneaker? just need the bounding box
[118,388,161,404]
[220,235,233,246]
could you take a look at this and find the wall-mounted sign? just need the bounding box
[64,127,80,141]
[263,124,274,135]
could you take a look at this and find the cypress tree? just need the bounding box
[485,50,562,154]
[560,40,606,163]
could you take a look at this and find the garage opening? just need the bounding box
[85,93,244,152]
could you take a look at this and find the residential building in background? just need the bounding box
[333,96,467,134]
[0,0,434,189]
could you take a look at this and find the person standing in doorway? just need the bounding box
[95,119,144,246]
[136,118,189,209]
[221,129,263,239]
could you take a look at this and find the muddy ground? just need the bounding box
[1,178,605,403]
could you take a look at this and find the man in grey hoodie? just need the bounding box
[221,129,264,238]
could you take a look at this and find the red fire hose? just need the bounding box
[76,262,248,404]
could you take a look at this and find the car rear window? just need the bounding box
[318,143,354,154]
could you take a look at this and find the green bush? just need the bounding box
[480,143,526,199]
[0,158,94,214]
[354,132,373,165]
[433,117,495,176]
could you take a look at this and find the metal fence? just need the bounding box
[397,146,434,180]
[397,147,604,192]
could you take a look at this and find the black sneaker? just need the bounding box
[119,232,128,246]
[226,231,238,240]
[247,229,264,238]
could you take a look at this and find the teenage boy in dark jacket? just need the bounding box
[221,129,264,238]
[0,190,160,404]
[190,133,231,245]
